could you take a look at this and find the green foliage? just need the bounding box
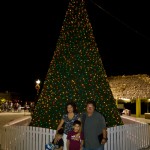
[30,0,123,129]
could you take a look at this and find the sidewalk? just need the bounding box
[121,114,150,125]
[0,112,150,127]
[0,111,31,128]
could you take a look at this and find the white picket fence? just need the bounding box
[0,123,150,150]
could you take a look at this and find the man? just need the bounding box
[81,100,107,150]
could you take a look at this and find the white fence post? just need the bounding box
[0,123,149,150]
[104,123,150,150]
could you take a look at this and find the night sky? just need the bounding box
[0,0,150,101]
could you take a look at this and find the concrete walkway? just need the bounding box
[0,112,150,127]
[0,111,31,128]
[121,114,150,125]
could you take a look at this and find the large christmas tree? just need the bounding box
[30,0,123,129]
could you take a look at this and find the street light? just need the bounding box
[35,79,41,95]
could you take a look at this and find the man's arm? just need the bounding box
[101,128,108,144]
[80,140,84,150]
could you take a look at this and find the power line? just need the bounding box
[90,0,150,41]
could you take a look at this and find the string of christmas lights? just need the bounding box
[30,0,123,129]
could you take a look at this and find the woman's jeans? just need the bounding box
[83,145,104,150]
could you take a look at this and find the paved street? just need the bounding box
[121,115,150,125]
[0,112,31,128]
[0,112,149,127]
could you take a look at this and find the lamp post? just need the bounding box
[147,99,150,113]
[35,79,41,95]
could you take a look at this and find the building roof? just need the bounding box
[108,74,150,100]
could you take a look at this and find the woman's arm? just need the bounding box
[56,119,64,133]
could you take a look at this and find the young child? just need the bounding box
[45,128,64,150]
[67,120,84,150]
[52,128,64,150]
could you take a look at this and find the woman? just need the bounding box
[56,101,80,150]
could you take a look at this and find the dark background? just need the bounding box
[0,0,150,101]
